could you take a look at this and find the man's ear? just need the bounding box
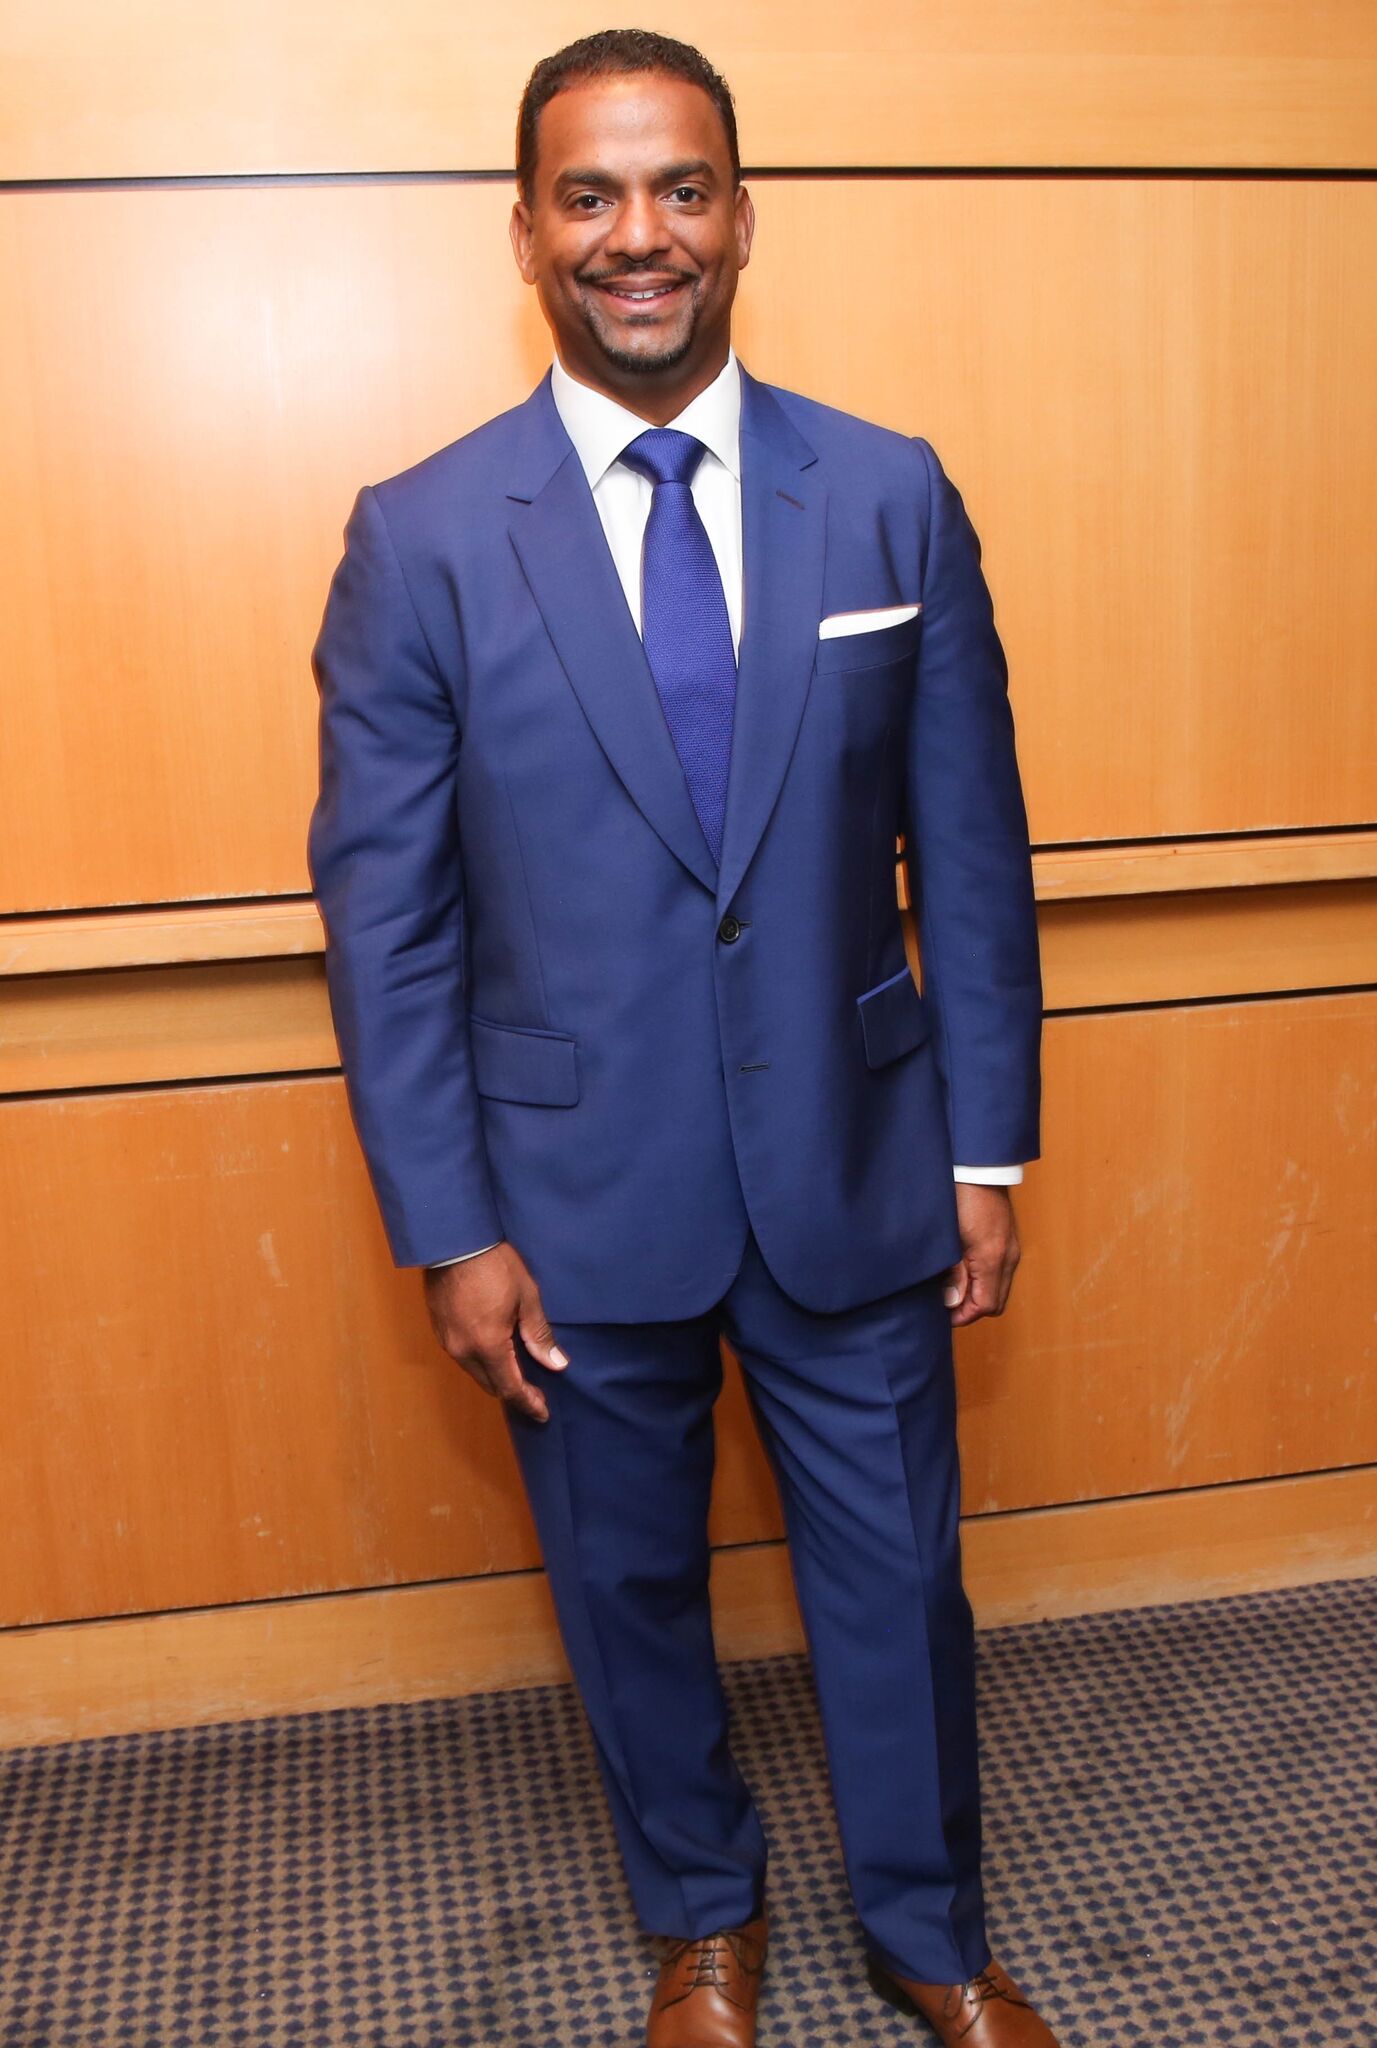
[734,183,756,271]
[509,201,535,284]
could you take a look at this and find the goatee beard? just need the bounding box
[589,326,696,376]
[578,281,698,376]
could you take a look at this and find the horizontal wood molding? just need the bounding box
[3,829,1373,972]
[0,898,323,976]
[2,1464,1372,1751]
[4,0,1375,181]
[2,863,1375,1096]
[1031,828,1377,901]
[1034,878,1377,1010]
[0,958,335,1093]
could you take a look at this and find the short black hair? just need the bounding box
[515,28,740,206]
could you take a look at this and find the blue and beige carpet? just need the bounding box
[1,1575,1374,2046]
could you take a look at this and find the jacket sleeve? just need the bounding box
[903,436,1043,1168]
[306,482,503,1267]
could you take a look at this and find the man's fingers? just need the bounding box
[942,1258,968,1310]
[969,1261,1002,1311]
[459,1355,498,1398]
[486,1341,549,1424]
[517,1294,570,1372]
[950,1242,1021,1325]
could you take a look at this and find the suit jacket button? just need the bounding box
[717,914,742,943]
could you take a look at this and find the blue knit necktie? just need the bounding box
[619,427,737,866]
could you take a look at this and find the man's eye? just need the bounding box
[573,194,606,210]
[670,186,703,202]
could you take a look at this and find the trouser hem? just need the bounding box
[865,1929,993,1988]
[640,1877,768,1942]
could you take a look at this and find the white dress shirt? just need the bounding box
[430,349,1024,1269]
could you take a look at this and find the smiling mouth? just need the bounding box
[589,278,687,308]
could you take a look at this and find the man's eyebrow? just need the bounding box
[552,158,719,195]
[552,168,616,194]
[658,159,717,184]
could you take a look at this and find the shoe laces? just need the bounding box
[943,1965,1031,2028]
[657,1927,763,2010]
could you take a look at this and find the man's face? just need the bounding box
[510,70,754,398]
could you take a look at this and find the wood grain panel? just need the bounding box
[3,1464,1373,1750]
[3,0,1374,180]
[2,991,1372,1628]
[756,179,1377,845]
[955,989,1377,1514]
[0,182,529,915]
[4,178,1374,913]
[0,1078,547,1627]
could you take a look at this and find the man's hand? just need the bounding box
[422,1243,568,1424]
[943,1184,1021,1327]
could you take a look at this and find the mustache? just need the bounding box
[579,268,697,287]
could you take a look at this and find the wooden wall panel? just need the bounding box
[3,0,1374,180]
[957,989,1377,1514]
[0,1077,545,1627]
[0,182,527,915]
[3,178,1375,913]
[759,178,1377,844]
[3,989,1372,1630]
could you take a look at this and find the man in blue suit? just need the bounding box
[308,27,1057,2047]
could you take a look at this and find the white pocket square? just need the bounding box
[818,603,922,640]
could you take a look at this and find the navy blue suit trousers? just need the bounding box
[505,1218,991,1985]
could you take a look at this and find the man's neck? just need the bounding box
[553,341,732,425]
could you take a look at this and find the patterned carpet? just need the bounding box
[1,1575,1374,2047]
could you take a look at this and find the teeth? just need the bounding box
[609,285,675,299]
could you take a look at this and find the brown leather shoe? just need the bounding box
[867,1951,1061,2044]
[645,1908,768,2046]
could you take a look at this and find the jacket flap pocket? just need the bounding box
[856,966,931,1069]
[469,1015,579,1105]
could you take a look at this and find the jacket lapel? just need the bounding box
[715,364,827,914]
[504,361,827,911]
[507,371,719,896]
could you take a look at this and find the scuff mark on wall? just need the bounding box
[258,1231,285,1286]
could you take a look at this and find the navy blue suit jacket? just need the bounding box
[306,360,1042,1320]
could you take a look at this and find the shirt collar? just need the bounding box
[549,344,741,487]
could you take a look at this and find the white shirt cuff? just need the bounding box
[427,1241,503,1269]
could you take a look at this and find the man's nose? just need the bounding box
[605,189,667,260]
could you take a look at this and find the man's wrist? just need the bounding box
[427,1240,505,1270]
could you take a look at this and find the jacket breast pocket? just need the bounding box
[814,611,924,675]
[469,1014,580,1105]
[856,965,932,1069]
